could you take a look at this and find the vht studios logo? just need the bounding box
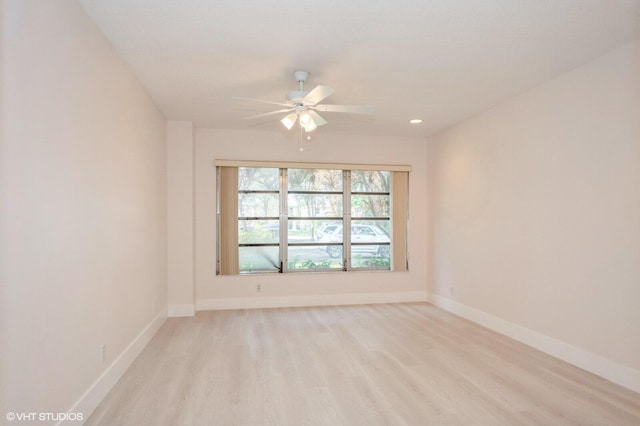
[6,412,84,422]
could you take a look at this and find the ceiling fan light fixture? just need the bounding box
[299,112,312,126]
[409,118,423,124]
[281,112,298,130]
[303,120,317,133]
[299,111,317,132]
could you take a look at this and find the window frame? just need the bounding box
[348,170,392,270]
[216,160,409,275]
[284,168,346,272]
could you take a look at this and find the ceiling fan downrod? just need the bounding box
[294,70,309,90]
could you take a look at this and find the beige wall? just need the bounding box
[427,40,640,375]
[166,121,195,315]
[0,0,167,418]
[192,128,428,306]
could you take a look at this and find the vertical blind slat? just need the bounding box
[392,171,409,272]
[219,167,239,274]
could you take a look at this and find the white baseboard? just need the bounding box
[168,303,195,317]
[59,308,167,425]
[197,291,427,311]
[428,293,640,394]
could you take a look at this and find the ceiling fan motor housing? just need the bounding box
[293,70,309,84]
[286,90,309,103]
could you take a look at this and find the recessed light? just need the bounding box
[409,119,423,124]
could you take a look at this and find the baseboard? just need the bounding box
[168,303,195,317]
[59,308,168,425]
[197,291,427,311]
[428,293,640,394]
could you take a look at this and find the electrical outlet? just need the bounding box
[450,287,455,296]
[256,284,261,292]
[101,344,106,363]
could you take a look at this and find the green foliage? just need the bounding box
[238,167,279,190]
[353,254,391,268]
[238,228,273,244]
[288,255,334,270]
[351,170,390,192]
[362,257,391,267]
[288,169,342,192]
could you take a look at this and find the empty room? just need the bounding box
[1,0,639,424]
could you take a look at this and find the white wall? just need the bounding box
[191,128,428,309]
[427,40,640,389]
[166,121,195,316]
[0,0,167,419]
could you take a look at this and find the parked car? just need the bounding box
[315,222,340,240]
[318,224,390,258]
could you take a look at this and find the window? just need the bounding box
[238,167,280,271]
[350,170,391,268]
[287,168,344,271]
[217,161,409,274]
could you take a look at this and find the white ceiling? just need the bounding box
[78,0,640,138]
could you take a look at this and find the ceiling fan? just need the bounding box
[234,71,374,133]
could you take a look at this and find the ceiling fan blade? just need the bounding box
[303,85,335,105]
[244,108,293,120]
[315,104,374,114]
[307,110,327,127]
[233,96,290,107]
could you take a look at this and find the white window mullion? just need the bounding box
[280,168,288,273]
[343,170,351,271]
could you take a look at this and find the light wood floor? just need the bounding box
[87,303,640,425]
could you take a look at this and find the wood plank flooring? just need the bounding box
[86,303,640,425]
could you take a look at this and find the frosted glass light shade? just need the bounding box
[281,113,297,130]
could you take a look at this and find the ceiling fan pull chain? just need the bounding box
[299,123,304,151]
